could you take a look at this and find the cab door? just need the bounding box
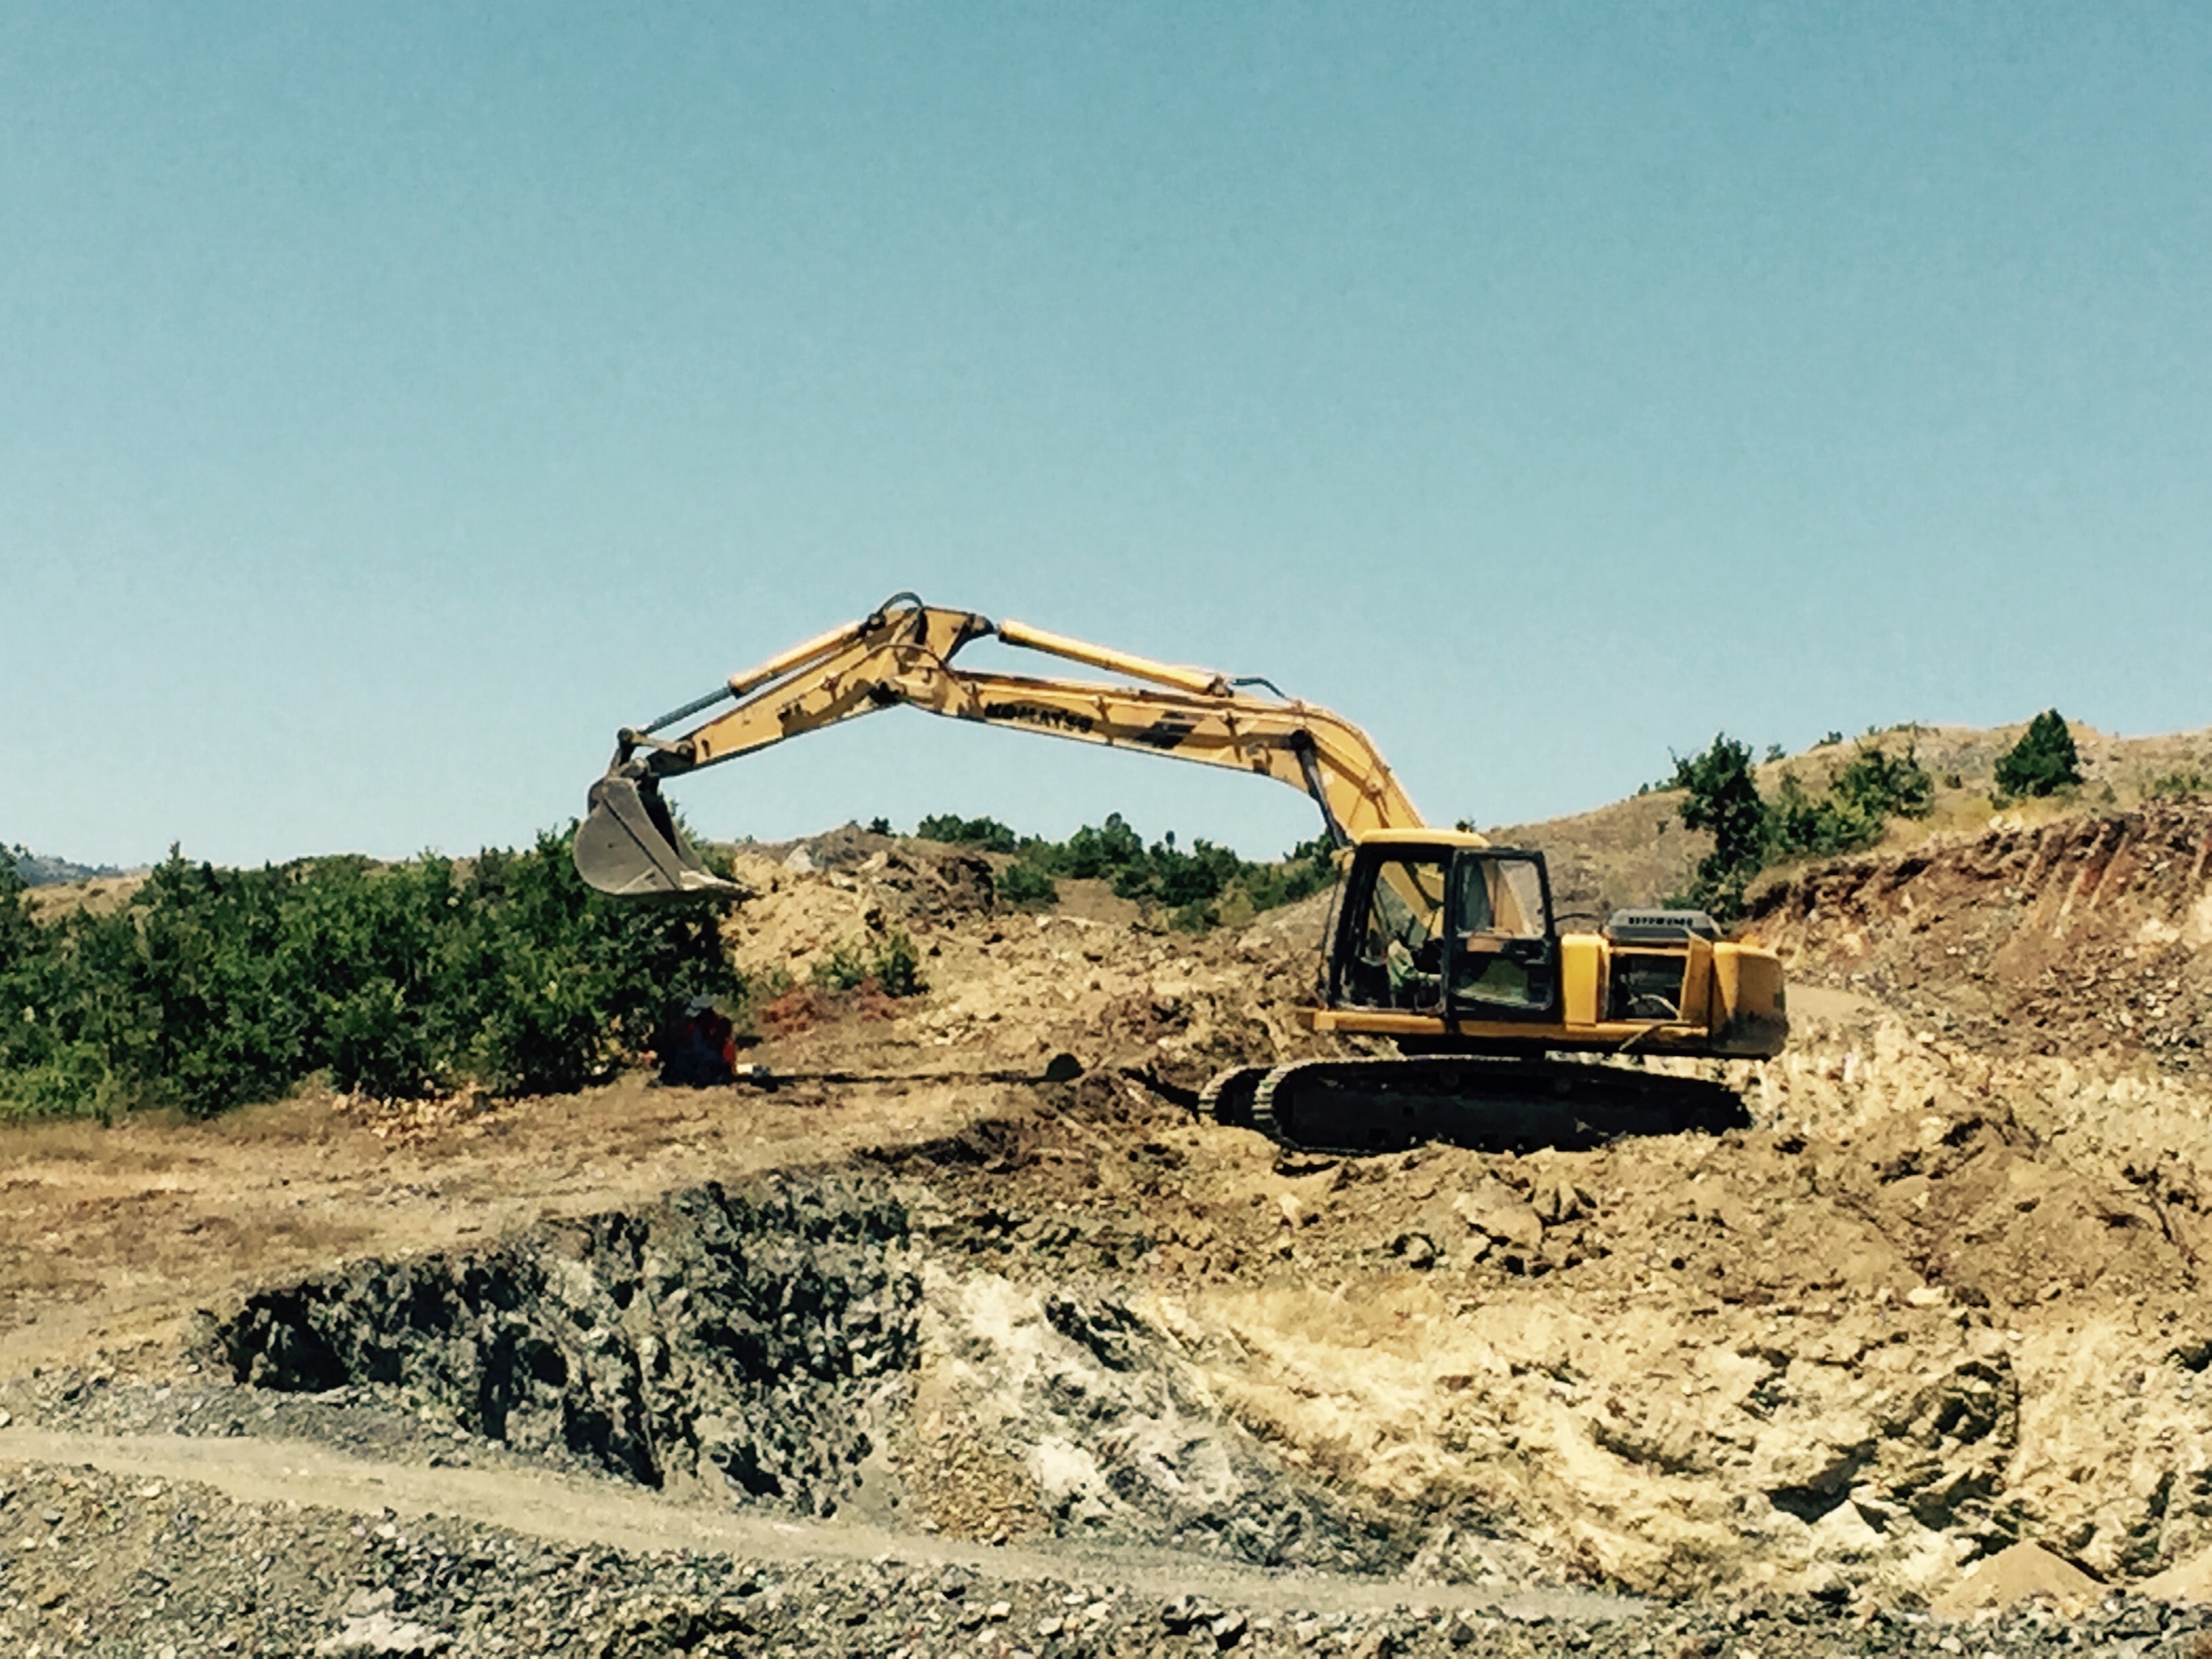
[1329,846,1453,1012]
[1443,852,1560,1021]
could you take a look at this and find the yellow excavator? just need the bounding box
[577,592,1786,1150]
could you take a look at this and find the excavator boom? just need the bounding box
[575,592,1424,900]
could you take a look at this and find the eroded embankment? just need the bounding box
[204,1169,1416,1579]
[1750,797,2212,1066]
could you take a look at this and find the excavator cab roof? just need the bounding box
[1352,827,1490,851]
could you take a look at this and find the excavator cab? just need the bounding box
[1332,837,1559,1021]
[1447,851,1559,1017]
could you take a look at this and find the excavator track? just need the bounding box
[1197,1065,1270,1127]
[1247,1056,1747,1155]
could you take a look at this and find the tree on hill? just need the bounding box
[914,813,1019,853]
[1670,735,1768,919]
[1669,733,1935,919]
[1994,711,2082,801]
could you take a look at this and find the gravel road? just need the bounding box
[7,1428,2212,1657]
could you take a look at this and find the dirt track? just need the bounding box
[0,1426,1629,1621]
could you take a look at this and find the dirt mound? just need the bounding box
[1933,1540,2101,1616]
[717,845,1331,1089]
[717,836,996,987]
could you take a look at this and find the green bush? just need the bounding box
[980,812,1335,931]
[1767,771,1882,859]
[915,814,1019,853]
[1046,813,1146,880]
[872,930,927,997]
[1669,734,1936,917]
[1239,835,1338,912]
[1767,742,1935,860]
[810,929,927,997]
[1994,711,2082,801]
[0,830,737,1124]
[2149,768,2210,798]
[1831,743,1935,822]
[995,862,1059,910]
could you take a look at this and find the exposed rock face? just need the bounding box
[206,1171,1410,1573]
[215,1178,917,1515]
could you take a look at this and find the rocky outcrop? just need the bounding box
[212,1177,917,1515]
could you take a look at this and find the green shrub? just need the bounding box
[871,930,926,997]
[2149,768,2210,798]
[1994,711,2082,801]
[1831,743,1935,822]
[1043,813,1146,880]
[809,940,869,992]
[1239,835,1338,911]
[0,830,737,1123]
[1766,742,1935,860]
[979,813,1333,930]
[1668,734,1936,917]
[810,929,927,996]
[1767,771,1883,858]
[995,861,1059,910]
[915,814,1018,853]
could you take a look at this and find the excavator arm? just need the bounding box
[575,591,1427,899]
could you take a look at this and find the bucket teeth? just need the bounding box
[574,771,742,900]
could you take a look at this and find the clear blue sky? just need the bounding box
[5,3,2208,868]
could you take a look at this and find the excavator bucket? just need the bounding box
[574,769,743,900]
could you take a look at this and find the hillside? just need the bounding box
[1494,718,2212,922]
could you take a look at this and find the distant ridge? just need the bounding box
[5,843,132,888]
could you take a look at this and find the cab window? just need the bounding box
[1345,854,1449,1011]
[1449,854,1556,1013]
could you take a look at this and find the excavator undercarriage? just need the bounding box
[1200,1056,1747,1155]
